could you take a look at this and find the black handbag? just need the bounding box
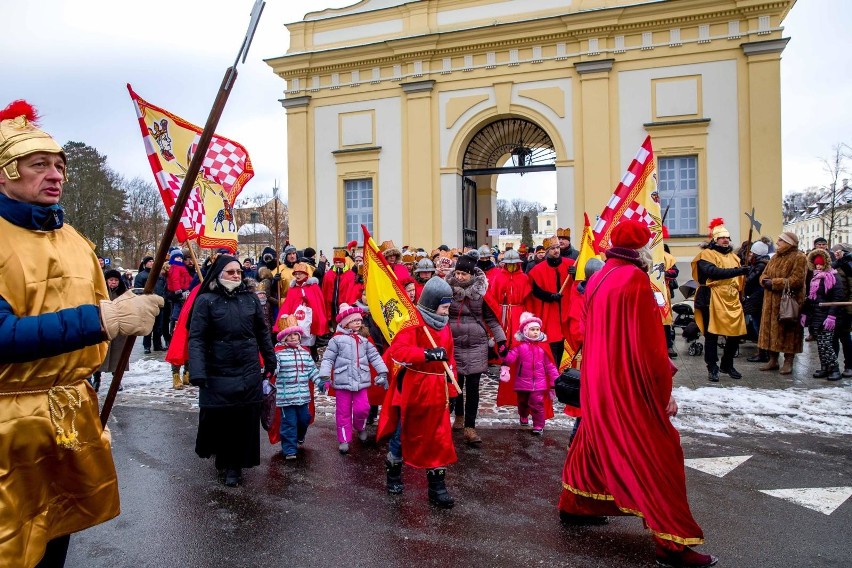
[260,382,277,432]
[554,368,581,408]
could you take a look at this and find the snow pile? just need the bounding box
[672,386,852,436]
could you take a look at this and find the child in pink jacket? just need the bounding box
[502,312,559,434]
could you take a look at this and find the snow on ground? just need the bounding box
[117,360,852,436]
[672,386,852,436]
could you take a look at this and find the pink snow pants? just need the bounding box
[335,389,370,443]
[517,390,547,430]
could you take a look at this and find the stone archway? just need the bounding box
[461,118,556,246]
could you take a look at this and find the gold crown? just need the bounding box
[332,247,347,260]
[556,227,571,238]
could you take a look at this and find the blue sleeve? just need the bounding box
[0,295,105,364]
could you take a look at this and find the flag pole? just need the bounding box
[101,1,265,426]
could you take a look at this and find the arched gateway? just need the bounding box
[460,118,556,247]
[268,0,793,259]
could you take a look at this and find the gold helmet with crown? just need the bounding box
[0,100,66,181]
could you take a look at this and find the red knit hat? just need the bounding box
[611,220,652,249]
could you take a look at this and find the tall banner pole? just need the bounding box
[101,1,266,426]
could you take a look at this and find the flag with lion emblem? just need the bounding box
[361,225,423,344]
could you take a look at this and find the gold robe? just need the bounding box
[0,217,120,568]
[691,248,746,336]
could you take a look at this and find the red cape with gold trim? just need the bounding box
[558,258,704,546]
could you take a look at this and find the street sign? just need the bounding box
[487,228,508,236]
[103,258,112,266]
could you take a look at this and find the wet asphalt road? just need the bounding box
[66,405,850,568]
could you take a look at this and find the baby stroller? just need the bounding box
[672,280,703,356]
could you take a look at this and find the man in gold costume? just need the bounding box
[691,218,749,383]
[0,100,162,567]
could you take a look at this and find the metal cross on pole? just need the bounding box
[743,208,763,266]
[100,0,267,426]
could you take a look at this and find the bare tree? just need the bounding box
[117,176,168,268]
[497,198,545,233]
[821,143,852,244]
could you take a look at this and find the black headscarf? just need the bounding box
[197,254,245,296]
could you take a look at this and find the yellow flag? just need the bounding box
[574,213,599,281]
[362,225,423,343]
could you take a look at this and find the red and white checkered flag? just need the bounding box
[190,136,251,194]
[592,136,659,253]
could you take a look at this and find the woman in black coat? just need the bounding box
[188,255,276,486]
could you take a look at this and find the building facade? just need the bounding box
[267,0,795,257]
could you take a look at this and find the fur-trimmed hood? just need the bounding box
[290,276,319,288]
[807,249,833,272]
[447,267,488,301]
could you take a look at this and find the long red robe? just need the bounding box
[487,267,532,349]
[558,258,704,546]
[377,323,457,469]
[276,280,328,337]
[321,267,356,323]
[526,258,574,341]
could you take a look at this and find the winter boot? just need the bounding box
[385,457,404,494]
[463,427,482,446]
[182,370,190,386]
[779,353,795,375]
[88,371,102,393]
[426,468,454,508]
[172,372,184,390]
[759,354,779,371]
[223,468,241,487]
[827,365,842,381]
[747,349,769,363]
[452,415,465,430]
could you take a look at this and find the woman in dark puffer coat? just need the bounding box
[801,249,845,381]
[189,255,276,487]
[446,255,506,445]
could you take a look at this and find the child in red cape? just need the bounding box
[276,262,328,340]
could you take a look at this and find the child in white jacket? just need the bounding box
[320,303,389,454]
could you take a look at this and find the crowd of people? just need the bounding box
[5,97,843,568]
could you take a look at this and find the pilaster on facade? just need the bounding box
[574,59,615,76]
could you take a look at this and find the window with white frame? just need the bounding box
[658,156,698,236]
[345,178,373,244]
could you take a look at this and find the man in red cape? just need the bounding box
[558,220,717,568]
[321,248,355,328]
[526,237,574,362]
[377,276,457,508]
[275,262,328,339]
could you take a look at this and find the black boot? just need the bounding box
[747,349,769,363]
[827,365,842,381]
[88,371,102,393]
[813,367,830,378]
[385,459,404,494]
[224,468,242,487]
[426,468,454,508]
[707,367,719,382]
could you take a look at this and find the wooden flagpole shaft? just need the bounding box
[558,272,573,294]
[100,67,239,427]
[185,241,202,276]
[422,326,462,396]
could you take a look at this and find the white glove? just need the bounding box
[181,290,190,301]
[100,291,164,339]
[262,379,273,395]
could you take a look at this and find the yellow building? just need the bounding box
[267,0,795,258]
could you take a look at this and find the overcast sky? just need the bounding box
[2,0,848,209]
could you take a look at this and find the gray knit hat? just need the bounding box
[418,276,453,313]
